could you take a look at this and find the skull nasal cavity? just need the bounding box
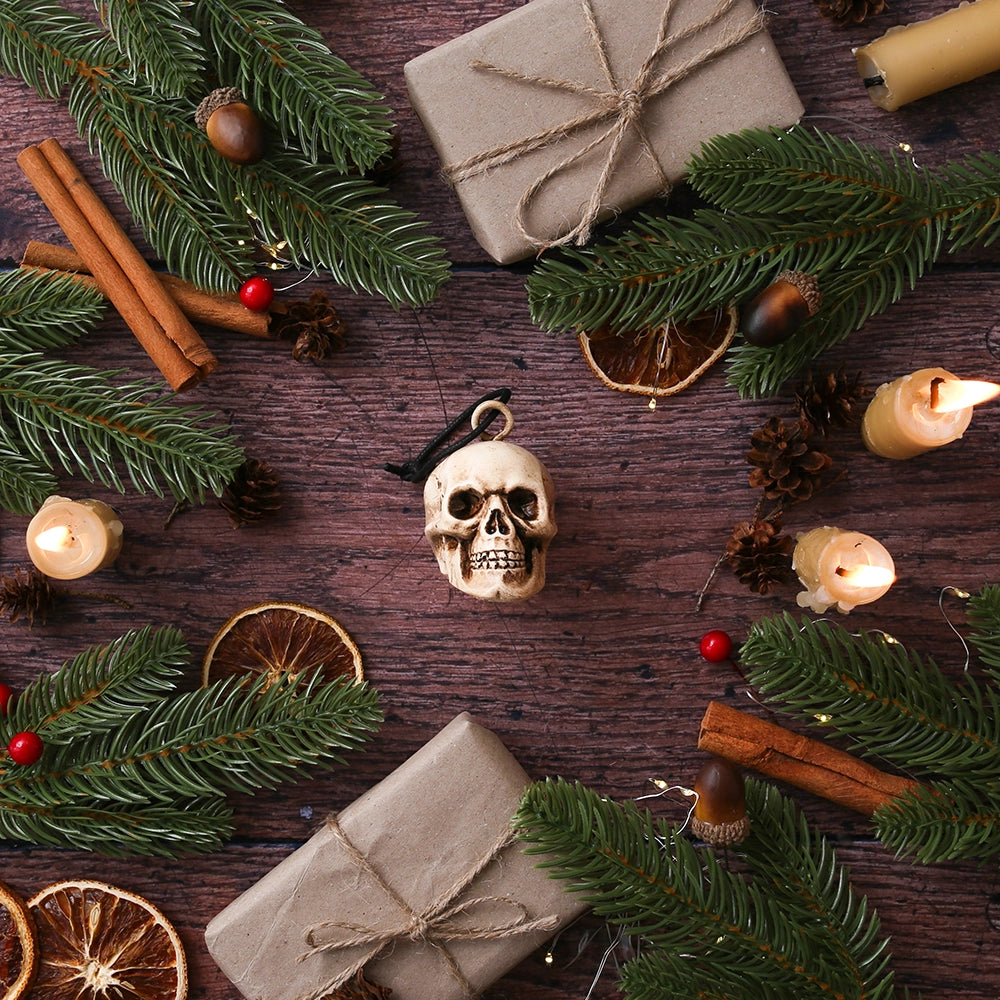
[485,507,510,535]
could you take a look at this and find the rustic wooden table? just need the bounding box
[2,1,999,998]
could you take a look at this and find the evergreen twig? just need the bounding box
[739,594,1000,862]
[516,776,900,999]
[526,126,1000,398]
[0,625,382,857]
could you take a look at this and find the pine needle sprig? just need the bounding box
[526,126,1000,398]
[966,584,1000,677]
[189,0,394,171]
[98,0,207,98]
[516,776,900,999]
[5,625,187,742]
[0,625,382,856]
[0,267,106,353]
[0,353,246,513]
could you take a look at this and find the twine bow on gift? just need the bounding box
[297,815,560,1000]
[442,0,766,251]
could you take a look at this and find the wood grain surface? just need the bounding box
[2,1,1000,998]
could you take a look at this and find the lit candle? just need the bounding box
[861,367,1000,459]
[854,0,1000,111]
[25,495,124,580]
[793,527,896,614]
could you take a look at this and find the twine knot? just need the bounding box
[441,0,766,251]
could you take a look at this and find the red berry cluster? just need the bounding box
[0,683,44,766]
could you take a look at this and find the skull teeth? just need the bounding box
[470,550,525,570]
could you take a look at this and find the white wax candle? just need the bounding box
[25,495,124,580]
[854,0,1000,111]
[793,526,895,614]
[861,367,999,459]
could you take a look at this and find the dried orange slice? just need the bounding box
[0,879,37,1000]
[27,880,186,1000]
[201,600,364,687]
[578,305,737,402]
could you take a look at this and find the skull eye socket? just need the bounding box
[508,488,540,521]
[448,489,484,520]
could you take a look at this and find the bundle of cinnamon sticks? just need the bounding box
[16,139,268,391]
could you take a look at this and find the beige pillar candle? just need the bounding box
[855,0,1000,111]
[793,527,896,614]
[862,367,999,459]
[25,495,124,580]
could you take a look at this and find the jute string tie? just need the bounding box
[442,0,766,251]
[297,814,559,999]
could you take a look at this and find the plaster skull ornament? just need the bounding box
[423,402,556,602]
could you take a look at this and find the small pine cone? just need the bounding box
[747,416,832,503]
[814,0,887,25]
[219,459,281,527]
[0,567,61,626]
[324,970,393,1000]
[794,367,869,435]
[270,291,347,362]
[725,519,794,594]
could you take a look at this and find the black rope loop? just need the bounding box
[384,387,513,483]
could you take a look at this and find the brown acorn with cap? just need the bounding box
[690,755,751,847]
[196,87,265,165]
[740,270,821,348]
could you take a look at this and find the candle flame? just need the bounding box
[930,378,1000,413]
[35,525,74,551]
[835,564,895,588]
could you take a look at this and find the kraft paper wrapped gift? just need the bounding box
[404,0,804,264]
[205,713,586,1000]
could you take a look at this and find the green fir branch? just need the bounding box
[0,626,382,856]
[739,604,1000,863]
[0,794,234,858]
[516,776,899,999]
[189,0,394,170]
[0,267,106,353]
[966,584,1000,677]
[526,126,1000,398]
[0,352,245,514]
[97,0,207,97]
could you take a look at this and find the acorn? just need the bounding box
[740,270,821,348]
[195,87,264,165]
[690,756,751,847]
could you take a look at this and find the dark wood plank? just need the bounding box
[2,1,1000,998]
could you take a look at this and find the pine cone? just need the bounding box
[323,970,393,1000]
[747,416,832,503]
[270,291,348,362]
[794,368,869,435]
[813,0,887,25]
[219,459,281,527]
[725,519,794,594]
[0,567,61,626]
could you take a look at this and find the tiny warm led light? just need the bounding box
[35,525,74,551]
[647,397,657,411]
[650,778,669,790]
[835,563,895,588]
[544,951,554,966]
[814,713,833,724]
[930,377,1000,413]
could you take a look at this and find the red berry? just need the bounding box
[239,276,275,312]
[7,731,43,766]
[0,684,12,714]
[699,629,734,663]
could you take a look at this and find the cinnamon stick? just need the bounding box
[21,241,272,338]
[37,138,219,375]
[698,700,919,816]
[16,143,201,393]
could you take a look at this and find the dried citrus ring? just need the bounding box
[0,878,37,1000]
[27,880,186,1000]
[201,600,364,688]
[578,305,737,399]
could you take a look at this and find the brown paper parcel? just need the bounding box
[205,712,586,1000]
[404,0,804,264]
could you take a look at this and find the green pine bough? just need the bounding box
[0,268,246,515]
[527,125,1000,398]
[0,624,382,857]
[516,776,904,1000]
[0,0,450,307]
[740,585,1000,864]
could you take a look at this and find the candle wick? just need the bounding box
[929,376,944,411]
[862,74,884,89]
